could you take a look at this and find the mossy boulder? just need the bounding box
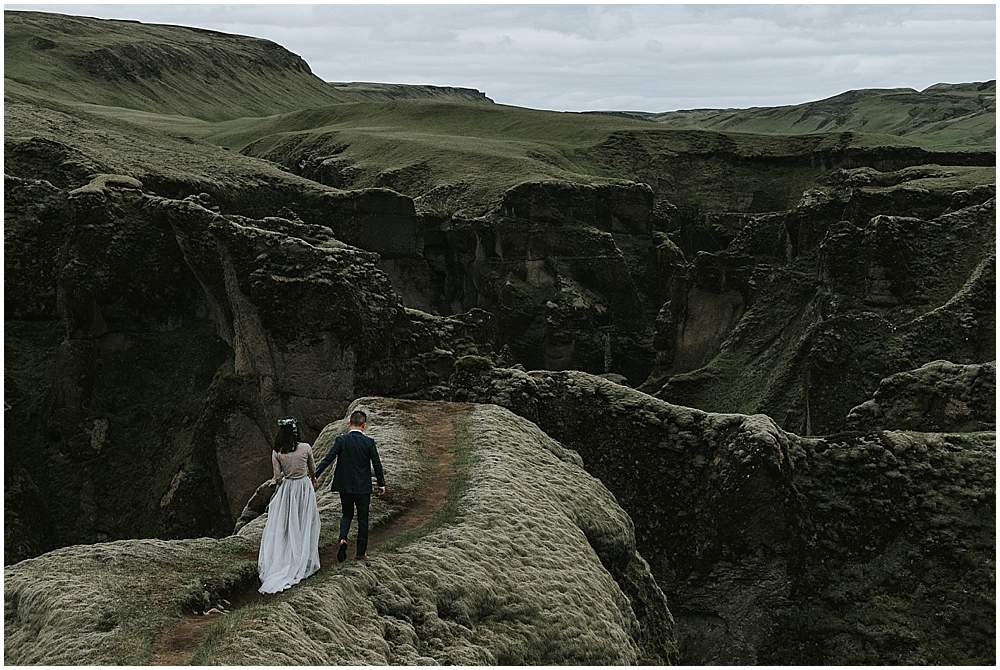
[846,360,995,432]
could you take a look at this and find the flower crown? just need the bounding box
[278,417,298,431]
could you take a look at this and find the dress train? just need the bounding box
[258,476,321,594]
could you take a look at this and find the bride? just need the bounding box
[258,417,321,594]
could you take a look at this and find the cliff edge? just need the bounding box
[3,398,678,665]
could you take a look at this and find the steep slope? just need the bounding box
[643,82,996,149]
[3,159,495,558]
[645,192,996,435]
[4,10,491,120]
[3,399,678,666]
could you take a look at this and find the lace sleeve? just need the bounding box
[271,450,283,483]
[306,445,316,478]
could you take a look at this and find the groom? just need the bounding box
[315,409,386,562]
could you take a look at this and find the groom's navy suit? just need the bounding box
[315,429,385,557]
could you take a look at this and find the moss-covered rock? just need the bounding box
[444,367,995,664]
[846,360,995,432]
[3,13,995,664]
[646,195,995,436]
[4,399,678,665]
[4,162,496,558]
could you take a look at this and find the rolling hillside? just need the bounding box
[5,9,991,219]
[4,10,491,121]
[636,82,996,149]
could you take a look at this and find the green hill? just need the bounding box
[637,83,996,149]
[4,10,491,121]
[5,9,991,219]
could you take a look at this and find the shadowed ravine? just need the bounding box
[150,402,468,665]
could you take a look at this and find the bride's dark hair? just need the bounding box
[274,418,299,453]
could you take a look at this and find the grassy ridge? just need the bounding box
[209,100,660,212]
[4,10,492,122]
[214,99,984,216]
[4,10,344,120]
[646,83,996,149]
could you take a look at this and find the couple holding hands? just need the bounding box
[257,410,386,594]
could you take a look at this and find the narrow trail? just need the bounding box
[149,401,468,666]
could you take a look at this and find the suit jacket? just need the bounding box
[315,429,385,495]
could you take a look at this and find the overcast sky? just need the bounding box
[6,2,997,112]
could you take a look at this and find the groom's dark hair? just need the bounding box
[349,410,367,427]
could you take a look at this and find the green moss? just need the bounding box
[127,400,670,665]
[763,431,995,664]
[459,370,993,664]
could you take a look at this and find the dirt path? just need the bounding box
[149,611,226,666]
[149,401,468,666]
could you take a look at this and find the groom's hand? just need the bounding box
[377,486,386,497]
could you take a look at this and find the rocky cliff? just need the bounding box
[444,364,995,664]
[4,156,495,557]
[4,399,678,665]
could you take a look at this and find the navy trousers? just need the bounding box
[338,492,371,556]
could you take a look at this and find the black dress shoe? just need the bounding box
[337,541,348,563]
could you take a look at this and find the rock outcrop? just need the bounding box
[4,399,678,665]
[846,360,996,432]
[444,364,995,665]
[644,185,996,437]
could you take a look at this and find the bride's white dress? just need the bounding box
[258,443,321,594]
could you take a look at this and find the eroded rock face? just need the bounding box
[444,364,995,665]
[4,399,678,666]
[4,164,496,560]
[468,211,655,381]
[645,188,996,437]
[499,180,655,235]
